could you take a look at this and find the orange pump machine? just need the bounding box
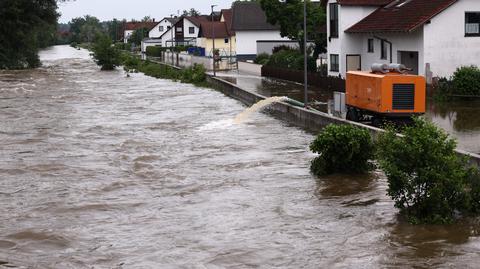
[345,64,426,123]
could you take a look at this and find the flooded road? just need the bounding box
[218,71,480,154]
[1,46,480,268]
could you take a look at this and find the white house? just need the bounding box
[327,0,480,81]
[123,21,158,43]
[148,17,178,38]
[231,1,290,61]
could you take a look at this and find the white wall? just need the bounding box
[149,19,173,38]
[183,19,199,39]
[160,28,175,47]
[124,30,134,43]
[424,0,480,78]
[326,1,377,76]
[236,30,289,56]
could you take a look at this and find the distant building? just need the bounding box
[231,1,290,61]
[123,21,158,43]
[326,0,480,81]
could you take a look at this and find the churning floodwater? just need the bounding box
[1,46,480,268]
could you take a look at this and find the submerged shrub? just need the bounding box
[377,117,480,224]
[91,34,121,70]
[310,124,374,176]
[452,65,480,96]
[180,64,206,85]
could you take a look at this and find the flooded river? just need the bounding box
[1,46,480,268]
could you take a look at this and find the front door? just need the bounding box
[346,55,361,72]
[398,51,419,75]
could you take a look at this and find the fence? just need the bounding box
[261,66,345,91]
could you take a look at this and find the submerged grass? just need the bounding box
[120,52,212,88]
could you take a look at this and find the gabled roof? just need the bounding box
[345,0,458,33]
[231,2,279,31]
[183,16,210,27]
[220,8,234,35]
[124,21,158,31]
[337,0,394,5]
[199,21,231,38]
[165,17,179,24]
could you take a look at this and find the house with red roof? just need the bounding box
[327,0,480,81]
[122,21,158,43]
[197,9,236,57]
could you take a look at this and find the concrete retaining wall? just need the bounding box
[205,75,480,168]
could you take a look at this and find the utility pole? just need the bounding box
[303,0,308,109]
[211,5,217,77]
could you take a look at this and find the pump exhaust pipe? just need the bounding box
[371,63,413,74]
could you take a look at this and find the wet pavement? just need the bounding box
[1,46,480,268]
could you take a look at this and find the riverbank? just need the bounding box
[142,55,480,167]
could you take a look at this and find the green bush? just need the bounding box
[266,49,316,72]
[91,34,121,70]
[377,117,480,224]
[119,53,207,86]
[254,53,270,65]
[452,65,480,96]
[180,64,207,85]
[146,46,164,57]
[70,42,78,48]
[310,124,375,176]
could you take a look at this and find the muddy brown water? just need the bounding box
[1,46,480,268]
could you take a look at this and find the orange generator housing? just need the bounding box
[346,71,426,119]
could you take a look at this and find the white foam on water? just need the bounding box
[198,119,236,131]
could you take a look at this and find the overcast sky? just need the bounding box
[58,0,235,23]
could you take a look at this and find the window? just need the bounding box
[159,25,164,32]
[176,27,182,33]
[381,40,387,60]
[224,38,229,44]
[368,39,374,53]
[329,3,339,38]
[189,27,195,34]
[167,26,171,30]
[465,12,480,37]
[330,54,339,72]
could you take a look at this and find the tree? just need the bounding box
[128,27,149,46]
[182,8,201,17]
[259,0,326,56]
[91,34,121,70]
[377,117,480,224]
[0,0,60,69]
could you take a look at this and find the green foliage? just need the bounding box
[91,34,121,70]
[377,117,480,224]
[266,49,316,72]
[120,54,208,87]
[452,66,480,96]
[128,27,149,45]
[310,124,375,176]
[69,15,103,44]
[0,0,59,69]
[114,42,132,51]
[182,8,201,17]
[146,46,165,57]
[254,53,270,65]
[260,0,326,55]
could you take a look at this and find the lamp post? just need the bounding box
[170,14,175,65]
[211,5,217,77]
[303,0,308,108]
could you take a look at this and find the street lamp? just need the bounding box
[211,4,217,77]
[170,14,175,65]
[303,0,308,108]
